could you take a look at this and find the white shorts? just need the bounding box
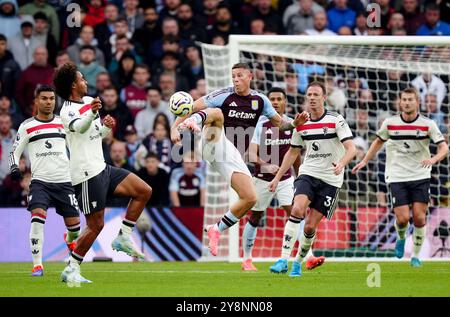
[252,176,294,211]
[202,127,251,185]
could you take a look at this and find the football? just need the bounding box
[169,91,194,117]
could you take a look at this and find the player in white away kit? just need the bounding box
[242,87,324,271]
[269,82,357,277]
[53,63,152,284]
[353,88,448,267]
[171,63,308,256]
[9,85,81,277]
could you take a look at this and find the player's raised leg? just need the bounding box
[29,209,47,276]
[111,173,152,258]
[411,202,427,267]
[393,205,410,259]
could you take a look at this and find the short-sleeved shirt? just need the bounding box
[291,110,353,188]
[376,113,445,183]
[251,115,293,182]
[169,168,206,206]
[202,86,278,153]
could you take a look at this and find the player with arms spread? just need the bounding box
[53,63,152,283]
[269,81,357,277]
[172,63,308,256]
[9,85,82,277]
[352,87,448,267]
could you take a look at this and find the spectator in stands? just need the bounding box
[0,94,23,130]
[134,87,171,140]
[110,50,136,89]
[326,76,347,114]
[120,63,152,118]
[199,0,219,29]
[338,25,353,35]
[0,0,21,38]
[159,0,181,21]
[120,0,144,33]
[136,119,172,172]
[95,71,112,95]
[95,3,119,65]
[0,34,21,99]
[249,18,265,35]
[207,4,241,43]
[110,140,136,173]
[0,154,29,206]
[77,45,107,95]
[305,11,337,35]
[137,152,170,207]
[123,124,141,169]
[55,50,70,68]
[169,153,205,207]
[154,51,189,92]
[109,17,133,58]
[400,0,425,35]
[411,73,447,112]
[0,113,16,185]
[248,0,284,34]
[180,45,205,90]
[387,12,405,35]
[354,11,368,35]
[351,100,377,141]
[211,34,226,45]
[32,11,57,66]
[416,3,450,35]
[327,0,356,34]
[15,46,53,117]
[285,70,303,116]
[196,78,207,97]
[292,62,325,93]
[67,25,106,67]
[99,86,134,140]
[159,72,176,101]
[83,0,106,28]
[8,16,41,70]
[177,3,208,43]
[284,0,323,35]
[377,70,408,112]
[132,6,161,60]
[425,93,447,134]
[20,0,59,44]
[108,34,142,73]
[375,0,396,34]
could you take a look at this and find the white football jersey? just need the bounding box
[10,116,71,183]
[291,111,353,187]
[377,113,445,183]
[60,96,108,185]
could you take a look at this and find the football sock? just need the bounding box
[281,215,302,260]
[295,231,316,263]
[242,219,258,260]
[217,210,239,232]
[119,218,136,237]
[65,222,81,243]
[30,214,46,267]
[394,220,409,240]
[413,225,426,257]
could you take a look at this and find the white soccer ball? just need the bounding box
[169,91,194,117]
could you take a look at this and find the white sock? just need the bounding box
[242,220,258,260]
[395,220,409,240]
[69,251,84,267]
[281,216,302,260]
[295,231,316,263]
[413,226,426,257]
[66,223,81,243]
[120,218,136,237]
[30,216,45,267]
[217,210,239,232]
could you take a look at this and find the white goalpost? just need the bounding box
[200,35,450,262]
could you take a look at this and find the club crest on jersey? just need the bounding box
[416,129,421,137]
[192,178,199,187]
[285,130,291,135]
[45,140,53,149]
[16,134,20,141]
[68,111,75,118]
[323,127,328,135]
[251,100,259,110]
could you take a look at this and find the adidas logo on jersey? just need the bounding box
[265,128,273,135]
[229,101,238,107]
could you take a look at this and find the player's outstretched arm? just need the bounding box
[62,97,102,134]
[351,137,385,174]
[171,98,208,143]
[333,139,357,175]
[268,146,301,192]
[269,111,309,131]
[421,141,449,168]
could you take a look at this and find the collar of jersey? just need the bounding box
[400,113,419,124]
[309,109,327,122]
[34,115,55,123]
[67,99,84,104]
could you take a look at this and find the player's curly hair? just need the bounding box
[53,62,77,100]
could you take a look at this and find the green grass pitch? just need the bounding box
[0,261,449,297]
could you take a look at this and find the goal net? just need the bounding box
[200,36,450,261]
